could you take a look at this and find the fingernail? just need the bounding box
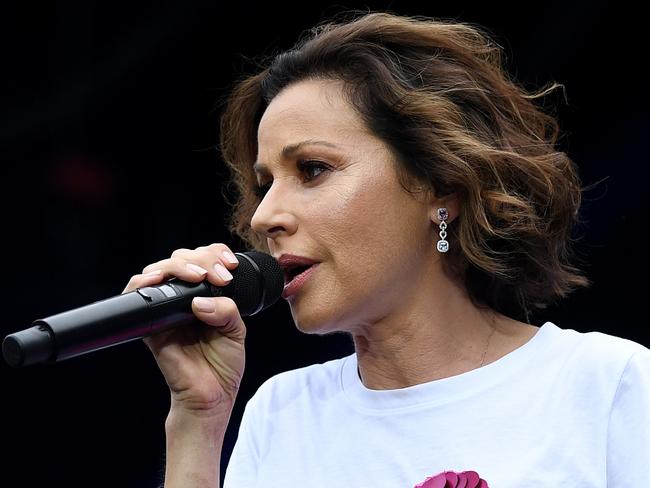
[222,250,239,264]
[186,263,208,276]
[193,297,214,313]
[214,263,233,281]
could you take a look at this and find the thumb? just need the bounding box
[192,296,247,340]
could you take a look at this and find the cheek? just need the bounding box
[294,183,426,332]
[330,182,421,248]
[313,180,421,274]
[309,181,384,251]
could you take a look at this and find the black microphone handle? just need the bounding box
[2,251,283,368]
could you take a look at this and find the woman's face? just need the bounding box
[251,78,439,335]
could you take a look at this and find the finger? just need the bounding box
[182,244,241,276]
[170,248,191,258]
[174,258,233,287]
[167,245,240,287]
[192,244,240,287]
[142,258,211,283]
[200,243,241,270]
[168,244,240,270]
[122,270,165,294]
[142,326,180,356]
[146,244,239,279]
[191,296,246,340]
[142,258,173,275]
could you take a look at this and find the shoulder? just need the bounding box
[544,322,650,392]
[245,353,353,410]
[562,325,648,366]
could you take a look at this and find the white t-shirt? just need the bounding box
[224,322,650,487]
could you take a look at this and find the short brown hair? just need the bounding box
[219,11,591,322]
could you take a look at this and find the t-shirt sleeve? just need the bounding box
[222,397,261,488]
[606,347,650,486]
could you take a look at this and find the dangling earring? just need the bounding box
[436,207,449,253]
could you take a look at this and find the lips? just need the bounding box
[277,254,320,285]
[283,264,313,284]
[281,263,319,299]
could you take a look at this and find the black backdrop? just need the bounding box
[1,1,647,487]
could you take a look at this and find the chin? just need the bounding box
[292,310,349,336]
[287,275,353,334]
[291,312,327,335]
[290,304,347,336]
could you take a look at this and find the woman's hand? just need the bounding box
[122,243,245,413]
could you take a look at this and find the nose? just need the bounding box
[250,181,298,239]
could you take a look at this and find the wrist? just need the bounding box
[166,401,234,432]
[163,406,229,488]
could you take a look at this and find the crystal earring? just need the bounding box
[436,207,449,253]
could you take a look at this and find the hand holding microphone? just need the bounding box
[3,244,283,409]
[131,244,282,410]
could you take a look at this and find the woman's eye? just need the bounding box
[253,161,329,199]
[298,160,329,181]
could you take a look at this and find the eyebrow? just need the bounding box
[253,140,341,175]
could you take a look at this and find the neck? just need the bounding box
[350,268,513,390]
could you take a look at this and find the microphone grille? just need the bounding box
[224,251,283,316]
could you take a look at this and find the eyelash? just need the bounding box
[254,160,329,199]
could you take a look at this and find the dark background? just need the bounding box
[1,1,647,487]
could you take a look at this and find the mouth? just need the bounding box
[276,253,320,292]
[283,264,314,285]
[281,263,320,299]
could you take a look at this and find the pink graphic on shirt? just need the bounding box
[414,470,489,488]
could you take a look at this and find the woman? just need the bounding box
[123,12,650,487]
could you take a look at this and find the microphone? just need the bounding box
[2,251,283,368]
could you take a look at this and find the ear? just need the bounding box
[429,192,460,225]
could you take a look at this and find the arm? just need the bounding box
[120,244,247,487]
[163,403,234,488]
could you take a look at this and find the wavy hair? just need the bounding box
[218,11,591,322]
